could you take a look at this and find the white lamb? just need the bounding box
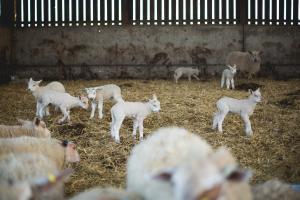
[221,64,237,90]
[84,84,123,119]
[28,78,65,116]
[37,91,89,124]
[174,67,200,83]
[110,94,161,143]
[127,127,252,200]
[212,88,262,136]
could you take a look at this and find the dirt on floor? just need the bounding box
[0,78,299,197]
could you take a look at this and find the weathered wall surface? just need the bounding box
[0,27,12,83]
[10,25,300,79]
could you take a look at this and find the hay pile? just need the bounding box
[0,78,299,197]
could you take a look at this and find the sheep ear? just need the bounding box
[34,117,41,126]
[233,64,237,68]
[225,168,252,182]
[226,65,232,69]
[36,80,42,85]
[152,168,175,182]
[256,88,260,92]
[211,147,236,170]
[248,51,253,55]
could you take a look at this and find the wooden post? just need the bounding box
[122,0,131,25]
[0,0,14,27]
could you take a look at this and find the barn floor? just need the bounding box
[0,78,299,197]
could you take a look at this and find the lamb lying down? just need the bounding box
[110,94,161,143]
[212,88,262,136]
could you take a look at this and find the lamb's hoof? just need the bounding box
[89,116,94,120]
[98,115,103,119]
[115,139,120,144]
[246,131,253,136]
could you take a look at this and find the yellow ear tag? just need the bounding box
[48,174,56,183]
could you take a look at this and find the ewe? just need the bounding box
[226,51,262,79]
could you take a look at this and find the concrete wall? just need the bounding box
[0,27,12,83]
[9,25,300,79]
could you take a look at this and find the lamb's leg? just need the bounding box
[231,78,235,89]
[45,106,50,116]
[221,74,225,88]
[110,111,115,138]
[226,79,230,90]
[188,75,192,82]
[217,109,228,133]
[90,102,97,119]
[36,103,39,116]
[192,74,200,80]
[113,115,124,143]
[241,113,253,136]
[37,103,45,119]
[58,107,68,124]
[212,112,220,130]
[174,73,181,83]
[98,97,104,119]
[138,119,144,141]
[132,119,139,140]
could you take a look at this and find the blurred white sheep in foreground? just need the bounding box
[127,127,252,200]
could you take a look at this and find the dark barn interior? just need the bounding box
[0,0,299,200]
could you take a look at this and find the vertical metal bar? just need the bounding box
[265,0,270,25]
[215,0,219,24]
[207,0,212,23]
[279,0,284,25]
[200,0,204,23]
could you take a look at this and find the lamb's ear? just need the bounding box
[36,80,43,85]
[34,117,41,126]
[152,94,157,100]
[247,51,253,55]
[233,64,237,68]
[256,87,260,92]
[249,89,253,94]
[226,65,232,69]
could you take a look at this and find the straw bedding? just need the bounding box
[0,78,299,196]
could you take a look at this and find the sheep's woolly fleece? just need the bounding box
[0,78,299,197]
